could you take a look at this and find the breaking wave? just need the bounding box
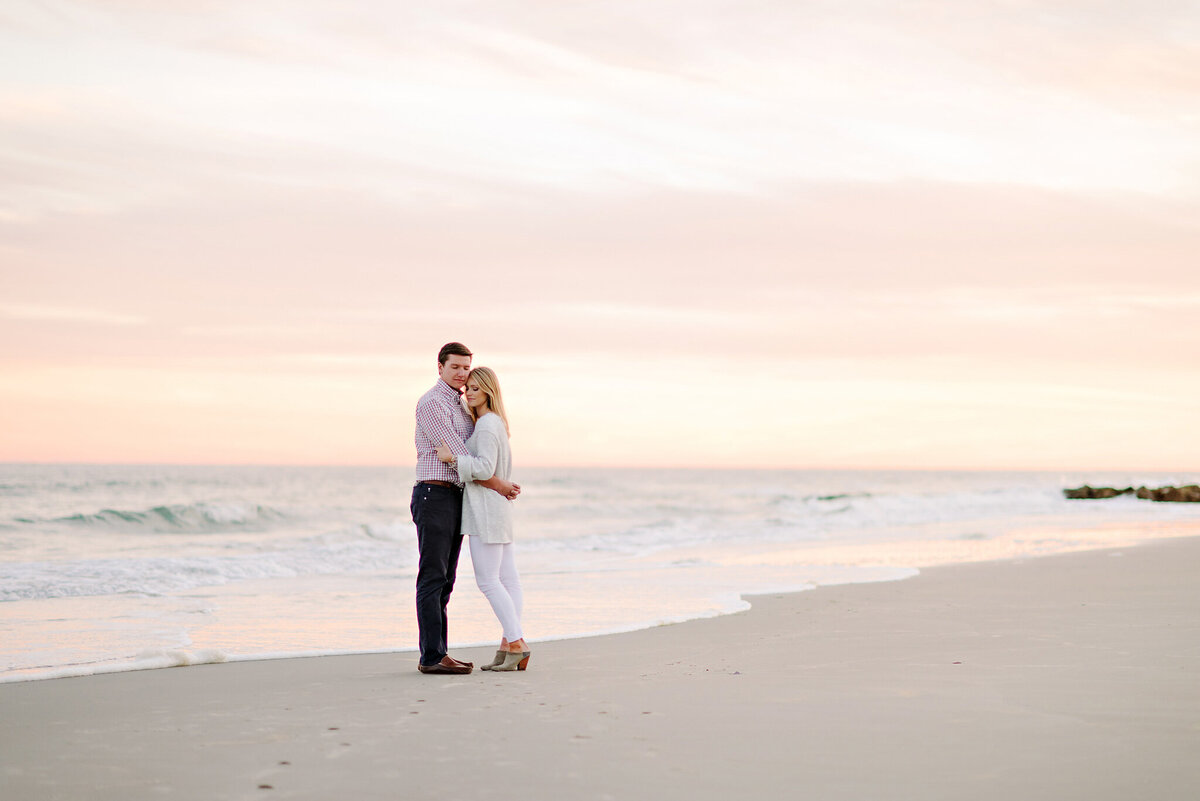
[50,503,290,533]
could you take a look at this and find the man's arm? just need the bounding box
[476,475,520,500]
[416,397,470,457]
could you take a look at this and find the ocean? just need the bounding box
[2,464,1197,682]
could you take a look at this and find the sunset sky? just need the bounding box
[2,1,1198,469]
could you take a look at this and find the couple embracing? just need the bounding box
[410,342,529,675]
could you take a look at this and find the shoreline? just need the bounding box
[3,530,1199,799]
[5,518,1200,685]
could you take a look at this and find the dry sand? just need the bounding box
[3,535,1199,801]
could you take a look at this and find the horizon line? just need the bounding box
[3,461,1197,474]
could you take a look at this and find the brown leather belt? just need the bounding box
[418,480,460,489]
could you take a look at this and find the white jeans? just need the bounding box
[468,536,524,642]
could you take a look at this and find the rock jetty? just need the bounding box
[1063,486,1133,499]
[1135,485,1200,503]
[1063,485,1200,502]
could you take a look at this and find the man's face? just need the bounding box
[439,355,472,391]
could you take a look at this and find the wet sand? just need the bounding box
[3,535,1199,800]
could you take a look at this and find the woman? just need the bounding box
[435,367,529,671]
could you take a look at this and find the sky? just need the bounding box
[2,0,1199,470]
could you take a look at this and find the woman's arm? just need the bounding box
[454,427,501,483]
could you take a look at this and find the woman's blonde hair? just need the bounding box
[465,366,510,436]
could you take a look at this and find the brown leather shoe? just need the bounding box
[446,655,474,669]
[417,656,472,675]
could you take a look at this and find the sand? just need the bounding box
[3,535,1199,801]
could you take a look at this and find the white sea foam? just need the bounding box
[0,649,230,684]
[132,648,229,669]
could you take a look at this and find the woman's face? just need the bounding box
[463,380,488,412]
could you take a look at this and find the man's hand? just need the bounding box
[476,475,521,500]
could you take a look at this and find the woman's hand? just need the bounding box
[435,441,455,464]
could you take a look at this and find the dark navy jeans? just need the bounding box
[410,482,464,666]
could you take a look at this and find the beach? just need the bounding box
[3,532,1198,801]
[7,4,1200,799]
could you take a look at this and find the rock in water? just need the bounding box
[1063,486,1133,499]
[1135,485,1200,502]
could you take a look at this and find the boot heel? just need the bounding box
[517,653,530,671]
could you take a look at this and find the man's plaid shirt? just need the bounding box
[414,379,474,485]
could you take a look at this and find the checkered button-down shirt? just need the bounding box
[414,379,474,485]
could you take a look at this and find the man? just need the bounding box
[411,342,520,674]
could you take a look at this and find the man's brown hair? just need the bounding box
[438,342,473,366]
